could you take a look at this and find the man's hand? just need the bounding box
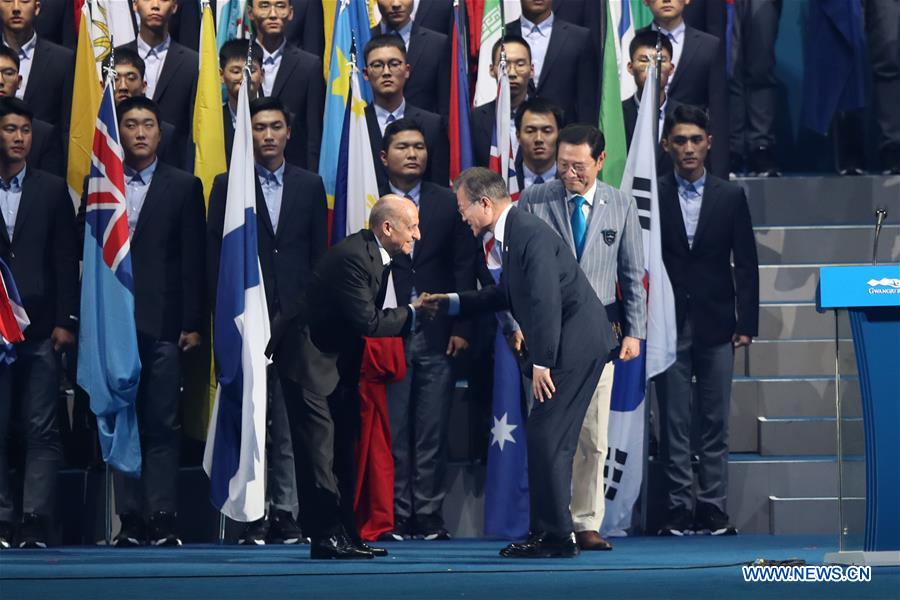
[506,329,525,357]
[51,327,75,352]
[619,336,641,361]
[532,366,556,403]
[414,292,448,320]
[179,331,202,352]
[732,334,752,349]
[446,335,469,357]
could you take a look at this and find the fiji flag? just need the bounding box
[203,71,271,522]
[0,258,29,364]
[78,79,143,476]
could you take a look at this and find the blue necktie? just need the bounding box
[534,175,544,185]
[571,195,587,260]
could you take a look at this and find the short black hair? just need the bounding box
[219,39,263,70]
[382,117,426,153]
[0,45,20,70]
[491,34,531,64]
[249,96,293,127]
[557,124,605,159]
[663,104,710,138]
[515,97,564,132]
[629,29,674,61]
[117,95,161,126]
[364,34,408,64]
[0,96,32,122]
[111,47,146,78]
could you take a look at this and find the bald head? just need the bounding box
[370,194,420,257]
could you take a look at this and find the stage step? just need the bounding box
[768,496,865,535]
[735,339,856,378]
[754,225,899,265]
[757,302,850,340]
[758,417,864,456]
[756,263,865,303]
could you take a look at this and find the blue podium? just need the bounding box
[819,265,900,566]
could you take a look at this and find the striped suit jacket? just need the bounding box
[520,179,647,339]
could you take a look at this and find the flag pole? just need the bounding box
[654,31,663,145]
[104,463,112,544]
[218,513,226,545]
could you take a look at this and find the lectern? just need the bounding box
[819,265,900,566]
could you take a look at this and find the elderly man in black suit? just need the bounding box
[269,195,431,559]
[0,0,73,131]
[79,96,206,549]
[208,96,327,546]
[655,104,758,537]
[362,35,448,189]
[249,0,324,171]
[423,167,616,558]
[0,97,77,550]
[373,0,450,116]
[376,119,475,541]
[641,0,728,177]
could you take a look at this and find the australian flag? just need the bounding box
[77,78,143,476]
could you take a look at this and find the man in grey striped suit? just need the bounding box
[520,124,646,551]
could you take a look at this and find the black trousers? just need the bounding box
[281,371,360,540]
[526,358,605,537]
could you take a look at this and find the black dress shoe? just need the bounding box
[310,533,374,559]
[355,540,388,557]
[499,533,579,558]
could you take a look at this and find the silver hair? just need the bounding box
[452,167,510,205]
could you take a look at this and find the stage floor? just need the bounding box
[2,536,898,599]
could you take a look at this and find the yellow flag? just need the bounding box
[66,1,102,209]
[323,1,337,80]
[193,3,227,204]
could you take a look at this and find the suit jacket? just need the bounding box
[414,1,453,35]
[365,102,449,188]
[471,100,496,169]
[121,40,198,135]
[388,182,477,352]
[637,25,728,176]
[81,163,206,342]
[34,0,78,49]
[508,17,599,125]
[657,172,759,345]
[159,119,189,171]
[207,163,328,324]
[623,94,678,177]
[552,0,603,75]
[0,168,78,341]
[23,37,74,131]
[521,179,647,339]
[458,207,615,371]
[29,118,64,177]
[373,23,450,116]
[223,105,235,165]
[272,229,413,395]
[262,43,325,171]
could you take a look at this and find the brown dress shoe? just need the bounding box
[575,530,613,551]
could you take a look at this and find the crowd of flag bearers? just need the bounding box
[0,0,758,557]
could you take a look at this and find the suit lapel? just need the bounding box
[668,28,699,94]
[131,165,167,244]
[275,167,297,242]
[12,171,38,243]
[547,182,575,254]
[365,105,383,158]
[691,175,718,250]
[537,21,566,89]
[580,184,612,258]
[255,176,276,239]
[406,25,426,74]
[154,42,184,101]
[271,46,299,98]
[23,39,50,102]
[660,174,690,251]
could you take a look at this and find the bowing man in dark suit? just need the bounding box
[121,0,199,159]
[249,0,325,171]
[377,119,476,540]
[471,35,534,168]
[373,0,450,116]
[423,167,616,558]
[507,0,599,125]
[0,98,77,549]
[208,97,327,546]
[269,196,431,559]
[622,30,678,176]
[640,0,728,176]
[362,35,448,189]
[655,105,758,537]
[110,48,187,172]
[0,45,62,176]
[0,0,73,131]
[219,40,263,165]
[81,97,206,548]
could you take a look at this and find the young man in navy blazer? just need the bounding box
[0,97,77,549]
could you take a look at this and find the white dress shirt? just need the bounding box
[0,165,26,241]
[375,99,407,135]
[258,38,287,97]
[373,231,416,326]
[520,13,553,82]
[674,168,706,248]
[3,33,36,99]
[137,35,171,99]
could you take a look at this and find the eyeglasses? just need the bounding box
[458,200,481,218]
[558,162,589,175]
[367,59,405,73]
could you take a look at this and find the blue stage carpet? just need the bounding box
[1,536,898,599]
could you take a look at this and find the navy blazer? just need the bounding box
[622,95,679,177]
[23,37,74,131]
[414,1,453,35]
[0,168,78,340]
[657,172,759,345]
[373,23,450,116]
[365,102,449,188]
[458,207,615,371]
[29,118,64,177]
[470,100,496,169]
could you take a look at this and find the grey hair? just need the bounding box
[452,167,510,205]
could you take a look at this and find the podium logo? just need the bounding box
[867,278,900,294]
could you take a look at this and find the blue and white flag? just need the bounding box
[203,71,270,522]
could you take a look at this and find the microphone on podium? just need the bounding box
[872,207,888,266]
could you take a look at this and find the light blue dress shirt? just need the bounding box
[258,38,287,97]
[136,35,171,99]
[0,165,26,241]
[375,100,407,135]
[674,169,706,247]
[3,33,36,100]
[380,19,413,49]
[256,162,286,233]
[521,13,554,82]
[124,159,158,235]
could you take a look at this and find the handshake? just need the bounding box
[411,292,450,320]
